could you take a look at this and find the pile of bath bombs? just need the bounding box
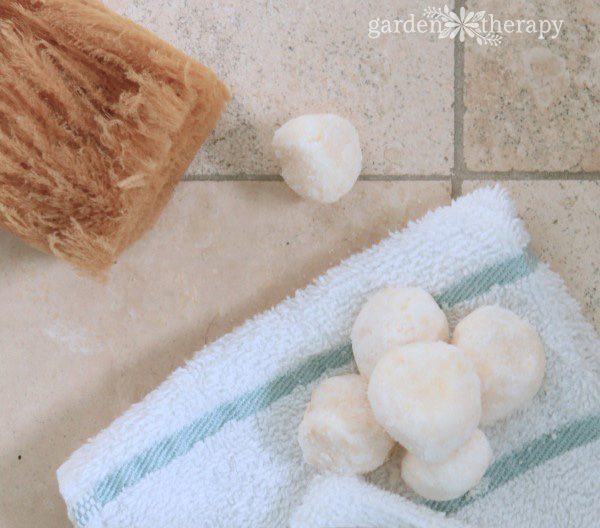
[298,287,546,501]
[272,113,362,203]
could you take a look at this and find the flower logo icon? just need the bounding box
[424,5,502,45]
[443,6,481,42]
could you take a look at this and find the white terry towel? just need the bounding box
[57,186,600,528]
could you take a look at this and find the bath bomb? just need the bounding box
[452,305,546,425]
[298,374,394,474]
[368,342,481,462]
[401,429,493,501]
[351,287,449,378]
[272,113,362,203]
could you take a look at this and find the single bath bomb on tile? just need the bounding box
[452,305,546,425]
[401,429,493,501]
[368,342,481,462]
[351,287,449,378]
[272,113,362,203]
[298,374,395,474]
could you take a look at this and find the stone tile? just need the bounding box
[103,0,454,176]
[463,181,600,333]
[0,181,450,528]
[463,1,600,171]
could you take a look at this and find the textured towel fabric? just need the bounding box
[57,187,600,528]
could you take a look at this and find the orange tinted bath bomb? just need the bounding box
[368,342,481,462]
[452,305,546,425]
[402,429,493,501]
[272,114,362,203]
[298,374,395,474]
[352,287,449,379]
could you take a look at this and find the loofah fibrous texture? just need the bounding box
[0,0,229,278]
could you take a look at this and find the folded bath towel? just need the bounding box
[57,186,600,528]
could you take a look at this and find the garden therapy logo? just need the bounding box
[423,5,501,45]
[368,5,564,45]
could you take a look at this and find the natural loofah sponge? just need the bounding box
[0,0,229,278]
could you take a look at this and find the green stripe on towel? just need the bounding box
[426,414,600,514]
[94,342,354,507]
[435,250,538,308]
[73,343,354,525]
[72,249,543,526]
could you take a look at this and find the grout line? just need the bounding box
[184,0,600,189]
[182,174,453,182]
[182,174,281,182]
[461,171,600,181]
[452,0,466,199]
[359,174,450,182]
[182,171,600,182]
[448,0,600,189]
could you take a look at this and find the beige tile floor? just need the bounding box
[464,0,600,171]
[103,0,454,177]
[1,2,599,527]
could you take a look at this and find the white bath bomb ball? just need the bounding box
[452,305,546,426]
[298,374,395,474]
[368,342,481,462]
[351,287,449,378]
[272,113,362,203]
[401,429,493,501]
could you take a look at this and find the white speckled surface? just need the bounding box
[103,0,455,176]
[464,0,600,171]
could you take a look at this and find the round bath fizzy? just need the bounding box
[368,342,481,462]
[298,374,394,474]
[452,305,546,425]
[272,113,362,203]
[401,429,493,501]
[351,287,449,378]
